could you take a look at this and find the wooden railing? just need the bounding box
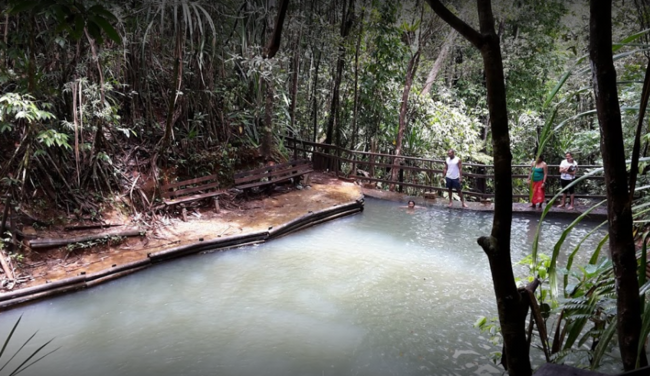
[285,137,606,201]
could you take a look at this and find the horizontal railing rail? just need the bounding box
[284,137,607,201]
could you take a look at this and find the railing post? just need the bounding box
[398,162,404,193]
[369,139,377,180]
[477,164,486,194]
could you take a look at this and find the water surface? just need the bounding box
[3,198,607,376]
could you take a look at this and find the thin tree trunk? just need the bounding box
[289,23,302,137]
[325,0,354,145]
[351,7,365,176]
[1,13,8,70]
[261,0,290,159]
[312,44,322,143]
[390,49,421,190]
[589,1,647,370]
[628,58,650,198]
[263,0,290,59]
[261,78,274,161]
[159,31,183,153]
[85,28,107,156]
[421,30,455,96]
[425,1,530,374]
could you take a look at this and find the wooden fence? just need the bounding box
[285,137,606,201]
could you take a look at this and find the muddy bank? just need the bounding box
[0,172,363,309]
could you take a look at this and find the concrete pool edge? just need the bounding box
[0,198,365,311]
[361,187,607,220]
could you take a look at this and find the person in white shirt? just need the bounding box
[556,152,578,210]
[442,149,468,208]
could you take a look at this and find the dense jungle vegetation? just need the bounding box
[4,0,650,374]
[4,0,643,214]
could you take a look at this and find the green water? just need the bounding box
[2,198,609,376]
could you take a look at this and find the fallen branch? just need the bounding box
[64,223,123,231]
[29,229,145,250]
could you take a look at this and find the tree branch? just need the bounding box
[424,0,484,49]
[264,0,290,59]
[477,235,497,256]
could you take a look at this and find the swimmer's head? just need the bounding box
[407,200,415,208]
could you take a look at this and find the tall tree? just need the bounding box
[589,0,648,370]
[420,30,455,96]
[424,1,531,374]
[261,0,290,161]
[390,8,425,190]
[325,0,355,145]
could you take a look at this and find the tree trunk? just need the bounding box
[589,0,647,370]
[2,13,8,70]
[425,1,531,374]
[311,43,322,143]
[159,31,183,153]
[263,0,289,59]
[289,23,302,138]
[261,78,274,161]
[421,30,455,96]
[325,0,354,145]
[261,0,290,159]
[27,15,36,93]
[351,7,365,176]
[390,49,421,190]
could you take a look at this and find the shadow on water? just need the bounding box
[2,198,608,376]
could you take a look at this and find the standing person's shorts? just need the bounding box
[560,178,575,194]
[445,177,461,190]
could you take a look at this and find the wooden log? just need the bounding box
[29,229,144,249]
[147,230,269,262]
[270,207,362,239]
[85,266,149,288]
[84,258,152,282]
[0,281,88,311]
[64,223,123,231]
[268,200,363,239]
[0,275,87,302]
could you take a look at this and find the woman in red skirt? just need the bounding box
[527,155,548,209]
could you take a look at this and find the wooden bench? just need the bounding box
[234,159,313,193]
[161,174,226,221]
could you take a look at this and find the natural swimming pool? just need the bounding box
[3,198,608,376]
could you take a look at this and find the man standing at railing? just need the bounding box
[557,152,578,210]
[443,149,468,208]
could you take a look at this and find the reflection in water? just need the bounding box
[3,198,607,376]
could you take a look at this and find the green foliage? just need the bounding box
[65,235,125,252]
[409,89,489,161]
[8,0,121,45]
[474,316,503,365]
[36,129,70,149]
[0,94,55,133]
